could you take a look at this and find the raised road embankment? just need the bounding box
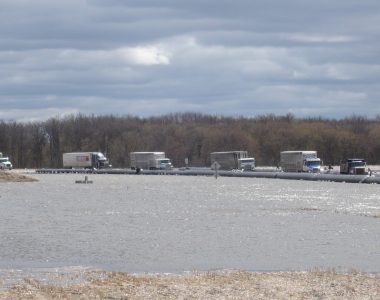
[34,168,380,184]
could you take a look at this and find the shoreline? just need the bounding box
[0,170,38,182]
[0,269,379,299]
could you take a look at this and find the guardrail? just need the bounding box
[34,168,380,184]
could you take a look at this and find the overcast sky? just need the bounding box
[1,0,379,121]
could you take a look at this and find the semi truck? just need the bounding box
[62,152,110,169]
[0,156,12,170]
[210,151,255,171]
[340,158,367,175]
[130,152,173,170]
[280,151,322,173]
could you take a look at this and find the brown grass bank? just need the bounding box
[0,170,38,182]
[0,270,379,299]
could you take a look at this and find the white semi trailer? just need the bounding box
[130,152,173,170]
[280,151,322,173]
[210,151,255,171]
[62,152,110,169]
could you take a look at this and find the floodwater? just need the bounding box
[0,174,379,275]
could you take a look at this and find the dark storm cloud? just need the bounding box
[0,0,379,121]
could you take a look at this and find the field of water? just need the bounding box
[0,174,379,277]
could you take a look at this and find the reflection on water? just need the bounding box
[0,174,379,274]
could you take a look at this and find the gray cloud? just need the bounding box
[0,0,379,121]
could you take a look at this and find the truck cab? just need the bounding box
[0,157,12,170]
[340,159,366,175]
[93,152,111,169]
[155,158,172,170]
[304,158,322,173]
[238,158,255,171]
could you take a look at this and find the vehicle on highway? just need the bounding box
[210,151,255,171]
[0,157,12,170]
[280,151,322,173]
[63,152,111,169]
[340,158,367,175]
[130,152,173,170]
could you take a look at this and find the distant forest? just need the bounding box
[1,113,379,168]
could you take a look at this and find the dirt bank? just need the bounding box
[0,270,378,299]
[0,170,38,182]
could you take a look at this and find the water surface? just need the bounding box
[0,174,379,273]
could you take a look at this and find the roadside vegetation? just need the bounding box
[0,113,379,168]
[0,170,37,182]
[1,270,378,299]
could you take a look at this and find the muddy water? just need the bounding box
[0,174,379,274]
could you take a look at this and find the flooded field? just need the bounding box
[0,173,379,277]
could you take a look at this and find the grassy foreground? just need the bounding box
[0,170,38,182]
[0,270,379,299]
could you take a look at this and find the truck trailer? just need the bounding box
[280,151,322,173]
[130,152,173,170]
[210,151,255,171]
[62,152,110,169]
[340,158,367,175]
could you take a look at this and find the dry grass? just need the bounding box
[0,170,38,182]
[0,270,378,299]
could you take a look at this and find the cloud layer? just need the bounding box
[1,0,379,121]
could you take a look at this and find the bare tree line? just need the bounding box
[0,113,379,168]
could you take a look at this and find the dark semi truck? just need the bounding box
[340,158,367,175]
